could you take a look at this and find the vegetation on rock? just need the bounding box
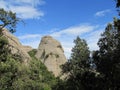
[0,1,120,90]
[0,8,57,90]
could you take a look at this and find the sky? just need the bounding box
[0,0,118,58]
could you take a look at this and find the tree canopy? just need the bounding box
[54,36,92,90]
[92,17,120,90]
[0,8,19,33]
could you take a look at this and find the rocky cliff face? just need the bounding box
[23,46,33,53]
[36,36,67,77]
[2,29,67,76]
[2,29,31,65]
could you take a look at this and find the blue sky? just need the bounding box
[0,0,118,58]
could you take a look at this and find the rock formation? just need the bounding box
[23,46,33,53]
[2,29,67,76]
[2,29,31,65]
[36,36,67,77]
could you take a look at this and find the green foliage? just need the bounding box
[0,36,8,46]
[55,54,59,58]
[28,49,37,56]
[116,0,120,8]
[0,47,57,90]
[0,34,30,90]
[51,78,66,90]
[28,49,57,90]
[0,8,21,90]
[0,36,23,90]
[0,9,57,90]
[0,58,21,90]
[62,36,90,75]
[58,36,92,90]
[93,18,120,89]
[0,8,19,34]
[0,37,10,62]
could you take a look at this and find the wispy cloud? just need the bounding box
[18,24,104,58]
[82,29,104,51]
[18,34,42,48]
[18,34,41,39]
[21,39,41,49]
[49,24,101,58]
[51,24,97,37]
[0,0,45,19]
[15,0,45,6]
[95,9,111,17]
[51,24,104,58]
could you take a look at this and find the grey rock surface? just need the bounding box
[36,36,67,77]
[2,29,31,65]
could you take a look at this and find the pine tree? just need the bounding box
[61,36,91,90]
[93,18,120,89]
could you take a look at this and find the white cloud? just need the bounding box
[21,40,40,48]
[0,0,45,19]
[18,24,104,58]
[95,9,111,17]
[10,6,44,19]
[60,41,74,59]
[18,34,41,39]
[51,24,104,58]
[0,0,7,9]
[15,0,44,6]
[51,24,97,37]
[18,34,42,48]
[82,29,104,51]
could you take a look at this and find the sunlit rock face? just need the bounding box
[2,29,31,65]
[36,36,67,77]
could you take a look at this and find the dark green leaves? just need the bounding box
[0,8,19,34]
[93,18,120,89]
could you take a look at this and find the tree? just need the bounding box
[116,0,120,8]
[93,18,120,90]
[0,8,21,90]
[0,8,19,34]
[62,36,90,73]
[60,36,92,90]
[0,8,19,62]
[28,49,56,90]
[115,0,120,15]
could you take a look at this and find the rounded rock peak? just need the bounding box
[42,35,53,39]
[41,35,60,46]
[42,35,54,40]
[36,35,67,77]
[41,36,56,42]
